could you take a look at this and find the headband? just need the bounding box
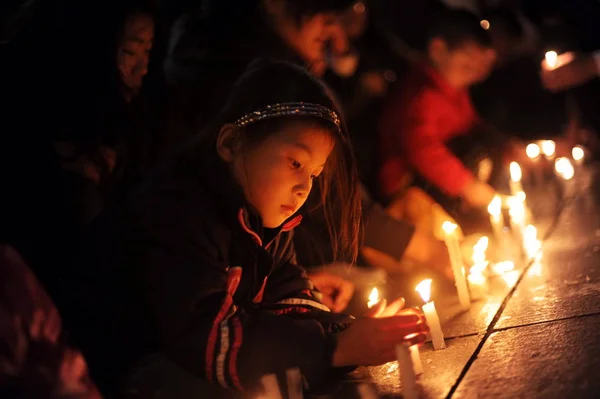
[234,102,341,131]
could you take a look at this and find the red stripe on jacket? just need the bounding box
[205,267,242,384]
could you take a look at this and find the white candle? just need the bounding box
[544,51,558,69]
[509,162,524,196]
[396,343,420,399]
[410,345,423,375]
[572,146,585,165]
[415,279,446,350]
[442,222,471,309]
[488,196,510,254]
[467,272,488,301]
[541,140,556,160]
[286,368,303,399]
[523,225,542,261]
[260,374,283,399]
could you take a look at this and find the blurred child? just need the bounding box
[70,61,429,396]
[379,8,502,219]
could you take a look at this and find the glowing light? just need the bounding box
[354,2,366,13]
[442,221,458,235]
[545,51,558,69]
[554,157,575,180]
[493,261,515,275]
[508,197,526,226]
[524,225,542,260]
[415,279,432,303]
[468,273,486,285]
[367,287,379,308]
[480,19,490,30]
[472,236,489,266]
[517,191,527,202]
[502,270,520,288]
[526,143,541,159]
[572,146,585,161]
[510,162,522,182]
[528,261,543,277]
[487,196,502,217]
[541,140,556,157]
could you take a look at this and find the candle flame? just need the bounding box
[524,225,542,259]
[480,19,490,30]
[545,51,558,69]
[517,191,527,202]
[541,140,556,157]
[572,146,584,161]
[415,279,432,303]
[468,272,486,285]
[510,162,522,182]
[442,221,457,234]
[502,270,520,288]
[493,261,515,275]
[487,196,502,216]
[508,197,526,224]
[474,236,489,253]
[526,143,540,159]
[554,157,575,180]
[367,287,379,308]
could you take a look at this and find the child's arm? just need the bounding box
[137,208,346,393]
[399,96,475,197]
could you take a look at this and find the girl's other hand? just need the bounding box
[332,309,429,367]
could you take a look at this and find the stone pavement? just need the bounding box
[334,164,600,399]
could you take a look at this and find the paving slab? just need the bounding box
[453,315,600,399]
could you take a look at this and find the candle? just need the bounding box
[367,287,380,308]
[286,368,303,399]
[468,237,489,301]
[260,374,283,399]
[442,221,471,309]
[526,143,541,160]
[508,196,526,251]
[488,196,510,255]
[543,51,575,71]
[509,162,524,196]
[541,140,556,160]
[555,157,575,180]
[523,225,542,261]
[396,343,420,399]
[572,146,585,165]
[492,260,515,275]
[415,279,446,350]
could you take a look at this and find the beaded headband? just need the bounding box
[234,102,341,131]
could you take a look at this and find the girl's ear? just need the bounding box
[216,124,244,163]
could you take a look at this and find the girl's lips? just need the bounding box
[281,205,296,216]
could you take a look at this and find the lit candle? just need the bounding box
[572,146,585,165]
[555,157,575,181]
[442,222,471,309]
[416,279,445,350]
[396,343,420,399]
[468,237,489,301]
[488,196,510,254]
[261,374,283,399]
[541,140,556,160]
[367,287,380,309]
[492,260,515,275]
[543,51,575,71]
[526,143,541,160]
[508,196,527,250]
[523,225,542,261]
[509,162,524,196]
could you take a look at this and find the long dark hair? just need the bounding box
[189,60,362,264]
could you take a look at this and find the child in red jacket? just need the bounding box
[379,9,501,213]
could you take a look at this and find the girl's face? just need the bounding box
[116,13,154,95]
[221,123,334,228]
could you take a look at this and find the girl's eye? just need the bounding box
[290,159,301,169]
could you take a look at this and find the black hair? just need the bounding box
[485,7,524,41]
[427,8,492,49]
[195,60,362,264]
[281,0,357,23]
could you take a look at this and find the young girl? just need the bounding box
[70,61,428,396]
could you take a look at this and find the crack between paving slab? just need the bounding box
[445,187,575,399]
[491,311,600,333]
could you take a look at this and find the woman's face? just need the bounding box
[116,12,154,95]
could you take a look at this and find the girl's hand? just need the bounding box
[308,271,354,312]
[332,308,428,367]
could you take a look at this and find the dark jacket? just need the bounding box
[67,154,351,395]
